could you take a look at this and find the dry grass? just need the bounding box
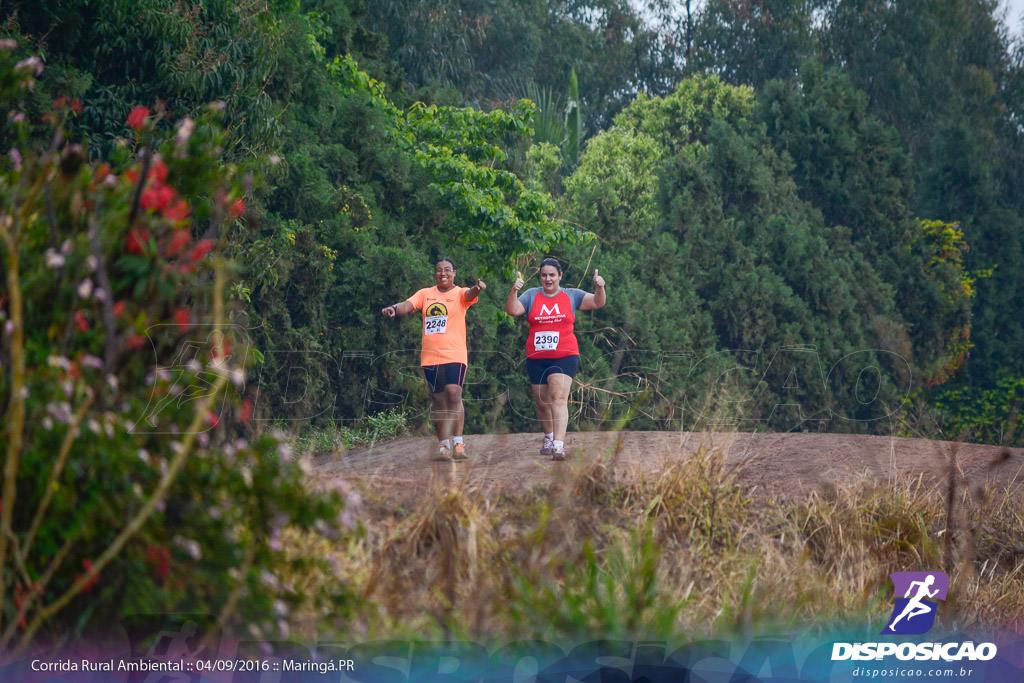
[282,438,1024,643]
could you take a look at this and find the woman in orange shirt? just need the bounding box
[382,258,485,460]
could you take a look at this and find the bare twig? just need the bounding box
[88,216,121,374]
[0,534,77,649]
[575,242,597,288]
[4,528,33,588]
[126,145,154,229]
[0,217,26,627]
[22,391,96,559]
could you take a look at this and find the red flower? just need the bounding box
[140,184,175,213]
[167,229,190,255]
[239,399,253,423]
[53,95,68,108]
[94,163,110,181]
[13,583,26,628]
[76,559,100,592]
[228,198,245,219]
[126,105,150,130]
[113,300,126,318]
[124,168,139,185]
[146,546,171,580]
[71,99,83,114]
[148,159,167,183]
[164,199,190,222]
[126,227,149,254]
[174,308,190,332]
[128,335,146,350]
[190,239,214,263]
[207,410,220,427]
[74,311,88,332]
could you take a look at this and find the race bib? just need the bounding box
[425,315,448,335]
[533,331,560,351]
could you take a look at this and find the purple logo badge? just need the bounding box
[882,571,949,635]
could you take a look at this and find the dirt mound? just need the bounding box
[313,432,1024,504]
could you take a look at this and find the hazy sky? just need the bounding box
[1002,0,1024,36]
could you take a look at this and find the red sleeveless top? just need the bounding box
[526,289,578,358]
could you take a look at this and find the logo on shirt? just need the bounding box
[538,302,561,316]
[426,303,448,317]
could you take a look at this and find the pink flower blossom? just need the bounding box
[45,249,65,268]
[176,117,195,146]
[15,56,43,76]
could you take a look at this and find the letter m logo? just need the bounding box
[539,303,560,316]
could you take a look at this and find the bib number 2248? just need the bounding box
[425,316,448,335]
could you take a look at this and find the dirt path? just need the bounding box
[313,431,1024,504]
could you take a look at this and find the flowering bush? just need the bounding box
[0,45,356,652]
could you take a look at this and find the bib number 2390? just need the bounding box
[533,331,560,351]
[425,315,448,335]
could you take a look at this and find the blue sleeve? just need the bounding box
[517,288,537,312]
[567,288,587,313]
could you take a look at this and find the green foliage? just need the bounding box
[559,74,968,430]
[687,0,821,88]
[297,409,407,453]
[820,0,1023,388]
[613,75,755,155]
[525,141,563,197]
[2,0,283,158]
[405,99,583,277]
[0,52,352,647]
[501,524,679,639]
[925,377,1024,446]
[564,129,662,243]
[758,63,974,388]
[363,0,677,132]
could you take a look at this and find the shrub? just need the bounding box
[0,46,355,652]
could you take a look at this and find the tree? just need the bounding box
[2,0,283,158]
[561,74,972,429]
[687,0,822,88]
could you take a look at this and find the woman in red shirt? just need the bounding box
[505,258,606,460]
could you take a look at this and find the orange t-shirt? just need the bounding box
[406,286,477,366]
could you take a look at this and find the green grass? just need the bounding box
[295,409,407,454]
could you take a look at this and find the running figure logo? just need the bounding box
[882,571,949,635]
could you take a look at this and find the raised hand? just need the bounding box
[593,268,605,288]
[381,305,396,318]
[475,278,487,292]
[513,271,524,291]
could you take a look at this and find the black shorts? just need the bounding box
[422,362,467,393]
[526,355,579,385]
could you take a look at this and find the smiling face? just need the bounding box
[434,260,455,289]
[539,264,561,293]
